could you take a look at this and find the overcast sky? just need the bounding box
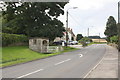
[58,0,119,37]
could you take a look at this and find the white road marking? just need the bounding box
[79,54,83,57]
[17,69,44,78]
[83,53,105,78]
[54,59,71,65]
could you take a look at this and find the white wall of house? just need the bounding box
[68,32,72,41]
[54,28,76,42]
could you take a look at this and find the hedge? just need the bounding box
[2,33,28,46]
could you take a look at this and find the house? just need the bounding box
[54,28,76,42]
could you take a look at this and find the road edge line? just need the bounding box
[83,45,107,79]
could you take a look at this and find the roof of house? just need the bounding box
[66,28,75,36]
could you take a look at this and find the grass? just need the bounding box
[1,46,78,67]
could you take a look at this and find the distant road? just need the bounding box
[3,44,111,78]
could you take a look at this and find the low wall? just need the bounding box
[48,46,64,53]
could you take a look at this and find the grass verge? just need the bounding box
[1,46,78,68]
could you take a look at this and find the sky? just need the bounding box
[58,0,120,37]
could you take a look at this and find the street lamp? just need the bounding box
[66,7,78,46]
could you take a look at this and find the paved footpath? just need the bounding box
[86,45,118,78]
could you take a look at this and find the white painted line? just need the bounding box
[17,69,44,78]
[79,54,83,57]
[83,54,105,78]
[54,59,71,65]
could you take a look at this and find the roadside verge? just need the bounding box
[1,46,78,68]
[85,45,118,78]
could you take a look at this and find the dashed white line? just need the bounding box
[17,69,44,78]
[54,59,71,65]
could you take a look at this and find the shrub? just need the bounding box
[80,41,88,47]
[79,37,92,43]
[2,33,28,46]
[110,36,118,44]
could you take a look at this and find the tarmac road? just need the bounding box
[2,44,108,78]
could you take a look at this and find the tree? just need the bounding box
[2,2,67,41]
[79,37,92,43]
[104,16,118,41]
[76,34,83,41]
[110,36,118,44]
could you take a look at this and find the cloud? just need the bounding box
[68,0,115,10]
[58,0,119,37]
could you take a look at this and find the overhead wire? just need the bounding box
[68,12,82,26]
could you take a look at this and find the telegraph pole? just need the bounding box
[66,7,78,46]
[66,11,68,46]
[87,28,89,37]
[118,1,120,51]
[99,33,100,43]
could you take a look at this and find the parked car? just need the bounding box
[68,41,78,45]
[68,41,73,45]
[53,40,67,46]
[73,41,78,44]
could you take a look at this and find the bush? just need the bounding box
[2,33,28,46]
[79,37,92,47]
[110,36,118,44]
[79,37,92,43]
[80,41,88,47]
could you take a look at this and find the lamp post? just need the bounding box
[66,7,78,46]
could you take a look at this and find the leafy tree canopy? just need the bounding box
[104,16,118,38]
[76,34,83,41]
[2,2,67,41]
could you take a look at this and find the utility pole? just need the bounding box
[118,1,120,23]
[66,7,78,46]
[87,28,89,37]
[87,26,94,37]
[99,33,100,43]
[66,11,68,46]
[118,1,120,52]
